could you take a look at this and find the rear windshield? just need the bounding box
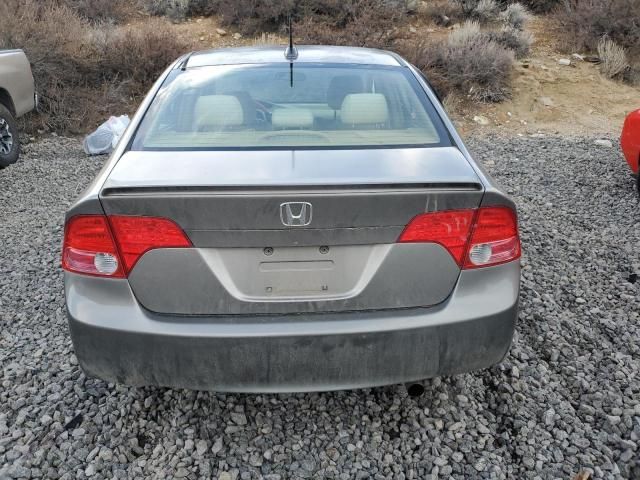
[131,63,451,150]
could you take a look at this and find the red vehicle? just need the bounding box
[621,109,640,194]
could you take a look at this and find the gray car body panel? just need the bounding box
[66,261,519,392]
[64,46,520,391]
[128,243,460,315]
[100,148,483,314]
[186,45,403,68]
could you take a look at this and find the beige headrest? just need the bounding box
[194,95,243,129]
[340,93,389,125]
[272,108,314,129]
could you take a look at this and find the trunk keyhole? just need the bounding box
[319,246,329,254]
[263,247,274,256]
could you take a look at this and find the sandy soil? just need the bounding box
[454,17,640,138]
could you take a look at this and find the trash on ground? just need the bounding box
[83,115,130,155]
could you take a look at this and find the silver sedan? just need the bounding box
[63,46,521,392]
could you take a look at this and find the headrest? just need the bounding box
[272,108,314,129]
[326,75,363,110]
[340,94,389,125]
[194,95,243,129]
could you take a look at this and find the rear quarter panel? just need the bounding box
[621,109,640,175]
[0,50,35,117]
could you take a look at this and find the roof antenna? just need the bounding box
[284,15,298,61]
[285,15,297,88]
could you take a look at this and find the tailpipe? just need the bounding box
[405,383,425,397]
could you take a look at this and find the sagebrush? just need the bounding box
[402,21,515,102]
[0,0,187,132]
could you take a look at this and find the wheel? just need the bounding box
[0,104,20,168]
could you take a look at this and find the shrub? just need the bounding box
[500,3,529,30]
[96,19,188,88]
[597,37,628,79]
[559,0,640,60]
[188,0,294,33]
[454,0,482,15]
[558,0,639,84]
[473,0,500,22]
[168,0,409,36]
[404,21,514,102]
[423,0,460,26]
[141,0,191,20]
[0,0,187,132]
[63,0,133,23]
[504,0,560,14]
[488,27,532,58]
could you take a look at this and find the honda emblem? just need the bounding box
[280,202,312,227]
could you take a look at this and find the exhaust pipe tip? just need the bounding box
[406,383,425,397]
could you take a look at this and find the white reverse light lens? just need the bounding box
[469,243,492,265]
[94,252,119,275]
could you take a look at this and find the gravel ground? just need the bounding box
[0,135,639,480]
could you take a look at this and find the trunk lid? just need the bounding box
[100,147,483,315]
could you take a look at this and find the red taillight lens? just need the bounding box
[108,215,192,273]
[397,206,520,269]
[398,209,476,265]
[463,206,520,269]
[62,214,192,277]
[62,215,125,277]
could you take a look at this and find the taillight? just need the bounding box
[398,209,475,265]
[62,214,192,277]
[62,215,125,277]
[463,206,520,269]
[108,215,192,273]
[398,206,520,269]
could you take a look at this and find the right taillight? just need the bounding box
[463,206,520,269]
[397,206,520,269]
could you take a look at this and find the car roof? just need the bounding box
[185,45,406,68]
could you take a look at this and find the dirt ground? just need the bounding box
[457,17,640,138]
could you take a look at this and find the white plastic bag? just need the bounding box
[83,115,130,155]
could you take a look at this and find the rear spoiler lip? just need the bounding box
[100,182,484,197]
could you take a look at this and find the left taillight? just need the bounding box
[62,215,125,278]
[62,214,192,277]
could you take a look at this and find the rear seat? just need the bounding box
[340,93,389,128]
[272,108,314,130]
[194,95,244,130]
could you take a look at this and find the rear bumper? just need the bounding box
[66,262,520,392]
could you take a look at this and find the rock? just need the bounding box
[406,0,420,12]
[2,135,639,480]
[216,28,227,36]
[594,139,613,148]
[537,96,554,107]
[175,467,190,478]
[232,32,242,40]
[571,53,585,61]
[196,440,208,456]
[558,58,572,66]
[211,437,223,455]
[409,26,417,34]
[230,412,247,426]
[473,115,490,125]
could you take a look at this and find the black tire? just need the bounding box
[0,104,20,168]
